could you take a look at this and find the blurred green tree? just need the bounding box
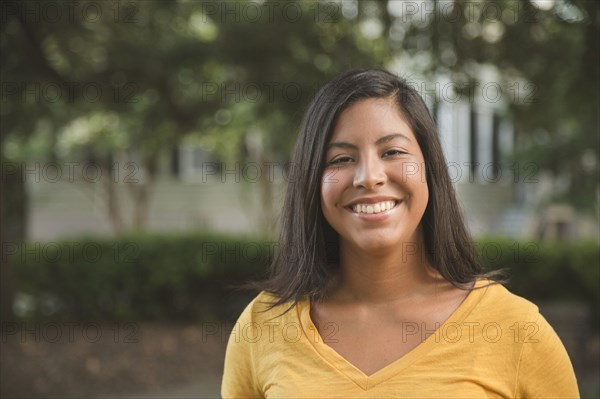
[384,0,598,213]
[0,0,389,319]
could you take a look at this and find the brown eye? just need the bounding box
[330,156,353,165]
[383,149,406,157]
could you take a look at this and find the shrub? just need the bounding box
[13,231,272,322]
[12,232,599,324]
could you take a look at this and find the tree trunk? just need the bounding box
[1,161,27,322]
[127,154,156,232]
[99,158,124,234]
[258,152,276,235]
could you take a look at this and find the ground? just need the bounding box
[1,322,225,398]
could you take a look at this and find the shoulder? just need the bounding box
[493,284,582,396]
[470,279,577,352]
[228,291,304,360]
[474,281,567,349]
[469,280,579,396]
[474,279,541,322]
[235,290,300,325]
[223,291,292,398]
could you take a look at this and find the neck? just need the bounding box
[331,234,443,305]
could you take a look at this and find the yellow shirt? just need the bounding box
[221,279,579,398]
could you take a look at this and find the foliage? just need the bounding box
[13,233,599,324]
[1,0,391,163]
[395,0,599,211]
[13,231,273,322]
[1,0,393,236]
[1,0,596,223]
[476,236,599,304]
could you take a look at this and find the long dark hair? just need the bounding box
[249,68,504,311]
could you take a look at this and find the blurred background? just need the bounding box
[1,0,598,397]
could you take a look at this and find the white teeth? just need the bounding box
[352,201,396,214]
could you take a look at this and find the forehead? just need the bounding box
[329,98,416,143]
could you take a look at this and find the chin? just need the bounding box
[342,226,422,250]
[349,236,405,253]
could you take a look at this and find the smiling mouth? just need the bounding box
[346,200,401,215]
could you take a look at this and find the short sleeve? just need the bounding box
[514,311,580,398]
[221,297,263,399]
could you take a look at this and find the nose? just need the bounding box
[353,154,387,189]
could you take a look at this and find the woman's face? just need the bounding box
[320,97,429,254]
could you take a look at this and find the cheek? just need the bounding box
[395,162,429,208]
[421,183,430,210]
[320,172,348,225]
[409,167,429,210]
[320,179,337,211]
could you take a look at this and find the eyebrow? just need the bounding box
[326,133,411,151]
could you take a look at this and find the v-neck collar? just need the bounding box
[297,278,491,390]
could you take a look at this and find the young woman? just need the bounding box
[221,69,579,398]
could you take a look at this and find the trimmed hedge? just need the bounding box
[11,232,599,323]
[12,231,274,322]
[475,236,599,305]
